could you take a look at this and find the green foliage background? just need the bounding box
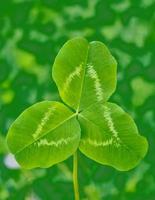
[0,0,155,199]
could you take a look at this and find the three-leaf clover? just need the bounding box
[6,37,148,198]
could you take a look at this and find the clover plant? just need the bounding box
[6,37,148,200]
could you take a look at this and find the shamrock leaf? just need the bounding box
[7,101,80,169]
[6,37,148,172]
[52,37,117,111]
[79,102,148,171]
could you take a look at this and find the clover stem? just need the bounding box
[73,151,80,200]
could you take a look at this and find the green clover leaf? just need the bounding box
[7,37,148,172]
[7,38,148,171]
[7,101,80,169]
[52,38,117,111]
[79,102,147,171]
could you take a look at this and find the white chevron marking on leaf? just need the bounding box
[33,107,56,139]
[62,64,83,94]
[81,138,113,147]
[36,135,78,148]
[102,105,120,141]
[87,64,104,102]
[81,137,121,148]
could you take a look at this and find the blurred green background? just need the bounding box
[0,0,155,199]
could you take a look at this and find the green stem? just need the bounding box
[73,151,80,200]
